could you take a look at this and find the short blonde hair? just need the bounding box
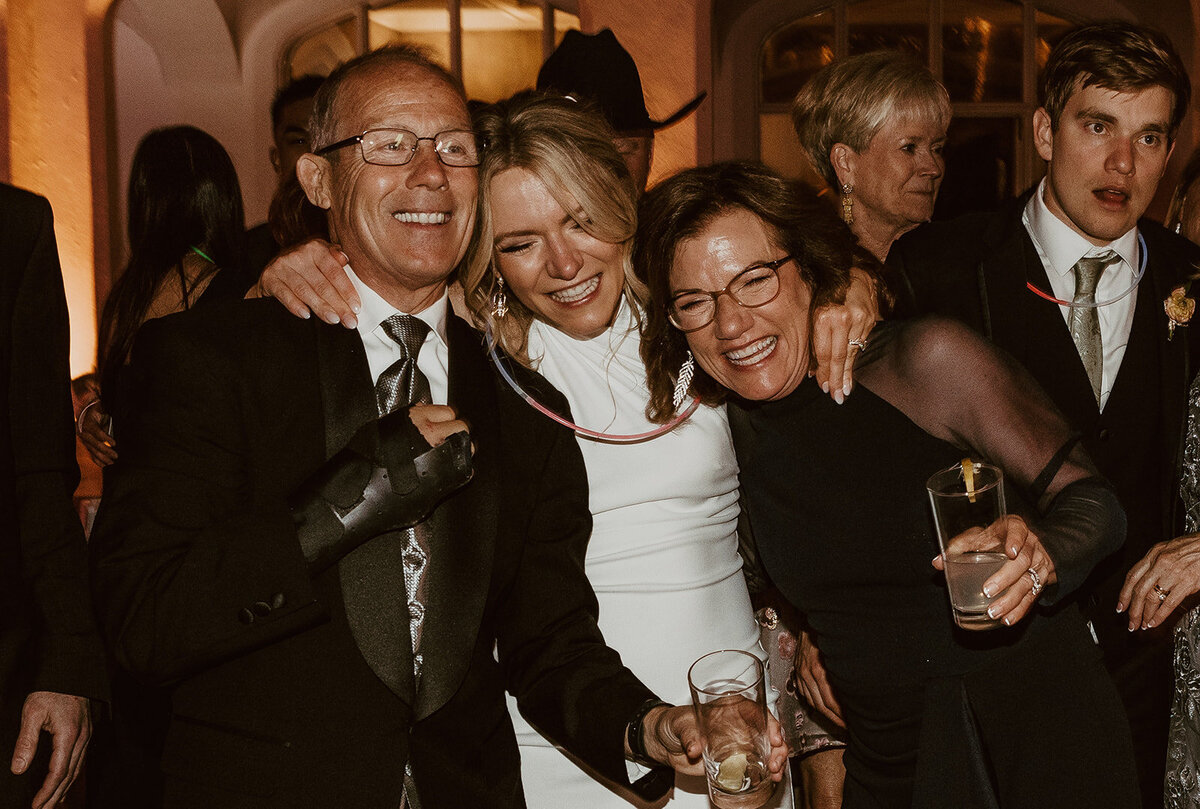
[791,51,950,189]
[461,92,643,365]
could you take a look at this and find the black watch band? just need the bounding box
[626,698,670,767]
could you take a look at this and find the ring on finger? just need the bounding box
[1026,567,1043,597]
[1154,583,1170,602]
[848,338,868,351]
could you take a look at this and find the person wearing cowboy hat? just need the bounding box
[537,29,705,193]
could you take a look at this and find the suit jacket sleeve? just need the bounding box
[89,310,327,684]
[493,383,659,790]
[6,189,107,700]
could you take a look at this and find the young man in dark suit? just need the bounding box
[889,22,1198,808]
[89,47,786,809]
[0,183,107,809]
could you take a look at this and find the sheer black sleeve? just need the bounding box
[856,317,1125,602]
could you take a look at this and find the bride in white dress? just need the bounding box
[460,94,780,808]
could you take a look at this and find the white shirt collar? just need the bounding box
[344,264,449,349]
[1024,178,1140,279]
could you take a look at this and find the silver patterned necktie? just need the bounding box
[376,314,431,809]
[374,314,433,674]
[1067,250,1118,407]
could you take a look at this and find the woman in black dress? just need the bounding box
[635,161,1140,808]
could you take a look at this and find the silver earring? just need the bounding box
[491,274,508,319]
[672,350,695,409]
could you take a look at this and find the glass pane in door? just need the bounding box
[760,11,835,106]
[848,0,928,61]
[942,0,1022,102]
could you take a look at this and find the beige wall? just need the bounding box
[580,0,702,186]
[5,0,111,376]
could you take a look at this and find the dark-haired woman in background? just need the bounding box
[636,160,1140,808]
[78,125,250,467]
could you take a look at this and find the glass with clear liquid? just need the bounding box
[688,651,776,809]
[927,462,1010,630]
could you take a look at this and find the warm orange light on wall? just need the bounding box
[7,0,111,377]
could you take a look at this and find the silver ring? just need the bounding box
[848,338,868,351]
[1027,567,1043,597]
[1154,583,1170,602]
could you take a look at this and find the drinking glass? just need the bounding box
[687,650,775,809]
[926,461,1009,630]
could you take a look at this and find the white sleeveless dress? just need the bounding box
[506,302,792,808]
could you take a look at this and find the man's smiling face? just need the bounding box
[313,62,478,311]
[1035,82,1175,246]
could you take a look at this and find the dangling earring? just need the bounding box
[490,274,508,318]
[841,183,854,226]
[672,351,695,409]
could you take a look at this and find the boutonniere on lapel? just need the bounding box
[1165,283,1196,340]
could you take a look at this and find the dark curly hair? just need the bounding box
[635,160,874,422]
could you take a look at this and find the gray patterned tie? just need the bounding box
[376,314,431,809]
[377,314,432,415]
[1067,251,1118,406]
[374,314,432,674]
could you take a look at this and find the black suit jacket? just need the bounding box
[889,198,1200,632]
[0,184,107,804]
[89,298,656,809]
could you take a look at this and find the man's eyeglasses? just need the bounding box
[315,128,481,167]
[668,255,794,332]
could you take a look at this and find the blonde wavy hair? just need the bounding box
[461,92,643,366]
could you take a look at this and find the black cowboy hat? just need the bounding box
[536,29,707,134]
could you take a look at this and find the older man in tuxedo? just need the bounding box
[889,22,1199,807]
[90,46,782,809]
[0,183,107,809]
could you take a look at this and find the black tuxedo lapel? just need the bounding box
[316,321,418,704]
[415,316,498,720]
[316,321,376,457]
[415,315,498,720]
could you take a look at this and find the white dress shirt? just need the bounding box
[345,265,450,405]
[1023,178,1140,411]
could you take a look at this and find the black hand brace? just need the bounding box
[290,408,473,573]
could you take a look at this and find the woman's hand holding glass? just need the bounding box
[931,514,1058,627]
[1118,533,1200,630]
[251,238,360,328]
